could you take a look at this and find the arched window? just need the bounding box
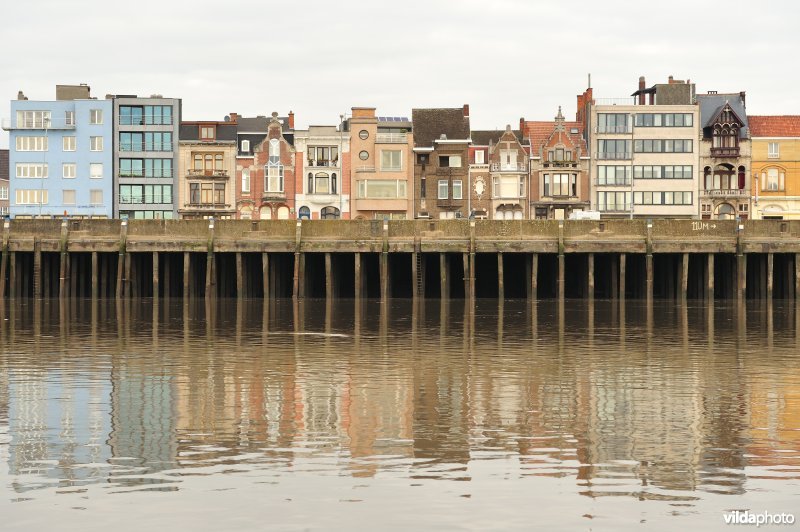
[704,166,712,190]
[321,206,340,219]
[259,206,272,220]
[315,172,329,194]
[331,173,337,194]
[240,206,252,220]
[308,172,313,194]
[737,166,745,190]
[277,206,290,219]
[215,154,223,170]
[298,206,311,219]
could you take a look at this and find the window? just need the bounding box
[314,172,330,194]
[90,109,103,125]
[242,168,250,193]
[439,155,461,168]
[121,210,175,220]
[15,163,48,178]
[633,191,693,205]
[452,180,463,200]
[120,132,143,151]
[597,113,630,133]
[596,191,631,212]
[241,140,250,153]
[63,136,76,151]
[63,190,76,205]
[420,176,426,198]
[119,159,172,178]
[62,163,76,179]
[65,111,75,126]
[119,185,173,204]
[90,163,103,179]
[474,150,485,164]
[15,189,48,204]
[633,139,692,153]
[16,110,51,129]
[308,146,339,167]
[500,149,519,169]
[597,166,631,185]
[494,176,525,198]
[321,206,340,219]
[359,130,369,140]
[189,183,225,205]
[438,180,448,199]
[15,136,47,151]
[357,180,407,199]
[143,106,172,125]
[543,174,573,197]
[200,126,215,140]
[634,165,693,179]
[634,113,693,127]
[90,136,103,151]
[381,150,402,171]
[768,142,780,158]
[763,168,785,191]
[89,189,103,206]
[359,150,369,161]
[597,139,631,159]
[416,153,429,165]
[265,166,284,193]
[145,132,172,151]
[0,187,8,200]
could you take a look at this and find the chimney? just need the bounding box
[740,91,746,108]
[17,91,26,101]
[229,112,239,122]
[638,76,646,105]
[288,110,295,129]
[668,75,674,83]
[519,117,525,132]
[463,104,469,117]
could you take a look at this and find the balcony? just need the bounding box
[2,117,76,130]
[262,190,285,201]
[182,202,232,210]
[544,161,577,168]
[597,152,631,160]
[187,169,229,179]
[307,160,339,168]
[701,189,748,198]
[119,143,173,152]
[710,147,740,157]
[490,163,527,172]
[375,132,408,143]
[356,165,376,173]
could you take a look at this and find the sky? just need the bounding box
[2,0,799,148]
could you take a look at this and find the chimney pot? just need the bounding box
[288,111,295,129]
[463,104,469,117]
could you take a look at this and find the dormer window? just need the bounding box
[200,126,215,140]
[241,140,250,152]
[712,126,738,148]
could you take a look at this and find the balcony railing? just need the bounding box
[187,169,229,179]
[491,163,527,172]
[596,125,632,134]
[307,160,339,168]
[118,117,174,126]
[594,179,632,186]
[544,161,577,168]
[375,132,408,143]
[356,165,376,173]
[597,152,632,160]
[119,143,173,152]
[710,147,740,157]
[702,189,748,197]
[2,117,76,130]
[183,202,231,209]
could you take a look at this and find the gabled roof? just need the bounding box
[698,93,748,139]
[237,116,290,133]
[522,120,587,155]
[748,116,800,137]
[471,129,523,146]
[411,108,470,147]
[180,122,238,141]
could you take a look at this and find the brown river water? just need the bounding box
[0,298,799,531]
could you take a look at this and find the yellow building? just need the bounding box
[750,116,800,219]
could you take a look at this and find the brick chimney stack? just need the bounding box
[638,76,646,105]
[229,112,239,122]
[463,104,469,117]
[288,111,295,129]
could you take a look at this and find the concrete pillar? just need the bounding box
[681,253,689,299]
[236,252,244,298]
[497,253,504,301]
[440,253,448,299]
[558,253,565,301]
[325,252,333,300]
[293,252,301,299]
[767,252,774,300]
[412,251,419,300]
[463,252,470,300]
[183,252,191,298]
[205,252,214,299]
[707,253,715,300]
[92,252,99,299]
[297,253,305,299]
[619,253,626,299]
[32,240,41,298]
[153,251,160,299]
[530,253,538,300]
[262,252,270,300]
[9,252,16,299]
[587,253,594,300]
[354,252,362,300]
[646,253,653,301]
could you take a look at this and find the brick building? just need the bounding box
[0,149,8,217]
[250,112,298,219]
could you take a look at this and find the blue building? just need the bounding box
[2,84,113,218]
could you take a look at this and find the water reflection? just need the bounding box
[1,297,800,511]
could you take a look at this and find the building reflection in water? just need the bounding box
[0,296,799,501]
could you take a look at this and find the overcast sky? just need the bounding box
[2,0,799,148]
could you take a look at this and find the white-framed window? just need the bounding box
[452,180,463,200]
[90,109,103,125]
[265,165,284,193]
[242,168,250,193]
[63,136,76,151]
[63,189,76,205]
[380,150,402,171]
[65,111,75,126]
[89,189,103,206]
[15,189,48,204]
[0,187,8,200]
[438,179,448,199]
[439,155,461,168]
[474,150,485,164]
[762,168,785,191]
[768,142,780,158]
[15,163,48,178]
[495,175,526,198]
[62,163,76,179]
[15,136,48,151]
[90,163,103,179]
[241,139,250,152]
[90,136,103,151]
[16,110,51,129]
[356,180,407,199]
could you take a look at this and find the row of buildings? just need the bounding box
[2,76,799,221]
